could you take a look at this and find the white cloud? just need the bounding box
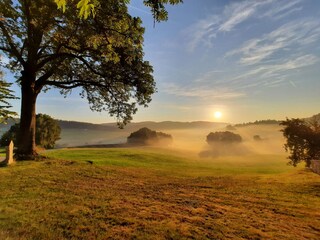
[163,82,245,100]
[184,15,220,52]
[227,19,320,65]
[219,0,274,32]
[262,0,303,19]
[184,0,304,52]
[229,54,319,90]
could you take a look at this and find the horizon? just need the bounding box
[2,0,320,124]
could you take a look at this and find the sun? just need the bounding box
[214,111,222,119]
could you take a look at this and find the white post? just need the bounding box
[5,140,14,165]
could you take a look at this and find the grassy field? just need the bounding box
[0,147,320,239]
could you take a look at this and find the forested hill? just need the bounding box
[234,120,282,127]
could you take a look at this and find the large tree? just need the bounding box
[0,0,180,159]
[281,117,320,167]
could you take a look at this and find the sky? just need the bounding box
[4,0,320,124]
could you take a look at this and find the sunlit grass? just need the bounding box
[0,147,319,239]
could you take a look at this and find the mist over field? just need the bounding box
[56,121,285,157]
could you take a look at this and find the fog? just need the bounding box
[57,123,286,157]
[167,124,285,157]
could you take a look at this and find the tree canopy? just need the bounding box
[54,0,183,21]
[281,117,320,167]
[206,131,242,144]
[1,0,174,158]
[127,127,172,145]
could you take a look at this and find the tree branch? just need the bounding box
[0,21,25,65]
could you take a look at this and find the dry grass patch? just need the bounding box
[0,148,319,239]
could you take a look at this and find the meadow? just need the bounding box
[0,146,320,239]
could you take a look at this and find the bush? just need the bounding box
[201,131,245,158]
[206,131,242,144]
[127,127,172,146]
[0,114,61,149]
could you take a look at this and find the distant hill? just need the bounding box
[108,121,226,131]
[0,118,226,135]
[57,120,116,131]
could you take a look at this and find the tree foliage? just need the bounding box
[35,114,61,149]
[127,127,172,145]
[280,118,320,167]
[0,71,17,123]
[0,123,19,146]
[0,114,61,149]
[53,0,183,21]
[206,131,242,145]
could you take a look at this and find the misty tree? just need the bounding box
[281,118,320,167]
[0,0,181,159]
[0,70,17,123]
[206,131,242,145]
[127,127,172,145]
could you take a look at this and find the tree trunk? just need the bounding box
[16,78,38,160]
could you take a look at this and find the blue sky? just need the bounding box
[4,0,320,123]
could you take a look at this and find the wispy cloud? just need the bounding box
[228,54,319,89]
[218,0,274,32]
[184,15,220,52]
[184,0,304,52]
[164,53,319,100]
[261,0,303,19]
[227,19,320,65]
[163,82,245,100]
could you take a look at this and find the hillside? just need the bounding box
[0,148,319,239]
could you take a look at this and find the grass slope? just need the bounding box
[0,148,320,239]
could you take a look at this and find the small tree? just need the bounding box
[206,131,242,144]
[280,118,320,167]
[127,127,172,145]
[35,114,61,149]
[0,114,61,149]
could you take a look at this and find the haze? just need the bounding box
[57,122,285,158]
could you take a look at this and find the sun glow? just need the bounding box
[214,111,222,119]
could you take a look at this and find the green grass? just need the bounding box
[0,147,320,239]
